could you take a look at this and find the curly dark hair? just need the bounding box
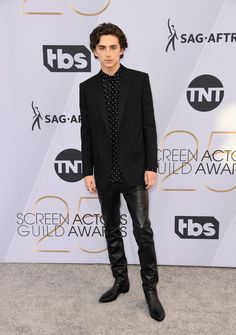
[90,23,128,59]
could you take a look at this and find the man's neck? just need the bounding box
[101,63,121,76]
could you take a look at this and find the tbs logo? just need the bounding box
[43,45,91,72]
[175,216,219,239]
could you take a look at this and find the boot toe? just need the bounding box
[150,306,165,321]
[99,279,130,303]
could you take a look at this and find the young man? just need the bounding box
[80,23,165,322]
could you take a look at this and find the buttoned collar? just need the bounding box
[100,64,123,80]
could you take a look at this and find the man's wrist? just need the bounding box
[145,167,157,173]
[84,173,93,178]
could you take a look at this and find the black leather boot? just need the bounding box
[97,189,129,303]
[144,289,165,321]
[99,278,130,303]
[122,185,165,320]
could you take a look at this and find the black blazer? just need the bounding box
[79,65,158,190]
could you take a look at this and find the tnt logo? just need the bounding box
[43,45,91,72]
[186,75,224,111]
[175,216,219,239]
[55,149,83,182]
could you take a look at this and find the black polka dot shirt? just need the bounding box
[101,66,126,184]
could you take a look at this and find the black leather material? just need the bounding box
[98,184,159,290]
[99,278,130,303]
[98,186,128,281]
[123,184,159,291]
[144,289,165,321]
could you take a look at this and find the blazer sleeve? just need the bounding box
[142,73,158,171]
[79,83,93,176]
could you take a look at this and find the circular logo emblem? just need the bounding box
[187,75,224,111]
[54,149,83,182]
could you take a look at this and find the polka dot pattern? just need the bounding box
[101,66,126,184]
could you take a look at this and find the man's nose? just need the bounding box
[105,48,111,57]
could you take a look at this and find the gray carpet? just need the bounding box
[0,264,235,335]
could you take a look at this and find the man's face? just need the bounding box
[94,34,123,72]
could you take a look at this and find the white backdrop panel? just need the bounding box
[1,0,236,266]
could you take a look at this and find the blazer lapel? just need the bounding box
[92,65,131,135]
[93,73,110,135]
[118,66,131,130]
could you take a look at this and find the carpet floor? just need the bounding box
[0,264,235,335]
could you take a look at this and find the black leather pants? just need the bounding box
[97,184,159,290]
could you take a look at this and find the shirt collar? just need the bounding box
[100,64,123,79]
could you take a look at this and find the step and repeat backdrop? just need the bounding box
[1,0,236,266]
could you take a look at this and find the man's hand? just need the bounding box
[144,171,157,190]
[84,175,97,193]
